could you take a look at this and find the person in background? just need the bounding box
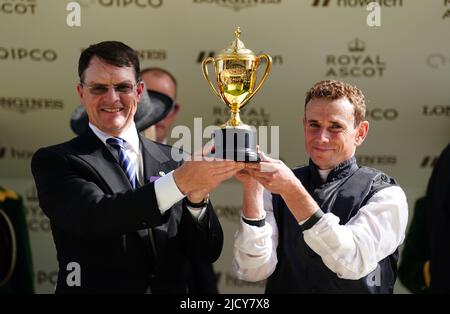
[398,196,430,293]
[427,143,450,293]
[0,186,34,294]
[141,68,180,144]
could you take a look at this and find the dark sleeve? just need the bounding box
[427,144,450,293]
[398,197,430,293]
[31,147,166,239]
[178,199,223,264]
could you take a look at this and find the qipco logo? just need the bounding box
[0,47,57,62]
[366,108,398,121]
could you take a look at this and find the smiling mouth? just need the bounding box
[102,108,123,113]
[313,147,334,152]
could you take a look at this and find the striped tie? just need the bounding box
[106,137,137,189]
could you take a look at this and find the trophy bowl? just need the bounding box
[202,27,272,162]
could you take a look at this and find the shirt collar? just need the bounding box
[89,122,140,154]
[309,156,359,184]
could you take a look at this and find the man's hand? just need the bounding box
[245,152,320,223]
[173,158,244,203]
[245,152,302,198]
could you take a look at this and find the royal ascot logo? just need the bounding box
[325,38,386,78]
[136,49,167,61]
[426,53,450,69]
[312,0,403,8]
[24,185,50,232]
[356,155,397,166]
[0,0,37,15]
[0,97,64,114]
[197,50,283,65]
[366,108,398,120]
[0,47,57,62]
[77,0,163,8]
[423,105,450,117]
[193,0,281,12]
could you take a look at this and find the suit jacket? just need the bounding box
[31,129,223,294]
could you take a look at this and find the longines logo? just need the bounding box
[197,51,283,65]
[25,185,50,232]
[312,0,403,7]
[213,106,271,127]
[325,38,386,78]
[81,47,166,60]
[0,47,57,62]
[78,0,162,8]
[0,146,34,160]
[423,105,450,117]
[426,53,450,69]
[0,97,64,114]
[421,156,438,168]
[356,155,397,166]
[366,108,398,120]
[0,0,37,15]
[193,0,281,12]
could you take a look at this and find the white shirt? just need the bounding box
[89,123,206,220]
[233,175,408,282]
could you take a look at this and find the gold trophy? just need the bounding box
[202,27,272,162]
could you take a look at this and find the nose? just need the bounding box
[318,128,330,143]
[103,86,120,103]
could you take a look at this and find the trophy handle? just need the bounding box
[240,54,273,108]
[202,57,221,98]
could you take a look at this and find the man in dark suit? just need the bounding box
[31,41,243,293]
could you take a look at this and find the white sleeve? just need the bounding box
[232,189,279,282]
[153,170,184,213]
[303,185,408,280]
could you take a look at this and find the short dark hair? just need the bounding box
[78,41,140,82]
[140,67,178,99]
[305,80,366,126]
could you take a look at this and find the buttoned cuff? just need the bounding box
[154,170,185,213]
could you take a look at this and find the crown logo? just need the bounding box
[348,38,366,53]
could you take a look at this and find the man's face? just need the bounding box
[77,56,144,136]
[303,97,369,170]
[141,71,179,143]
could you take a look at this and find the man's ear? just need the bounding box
[355,120,369,146]
[76,84,84,104]
[135,81,145,101]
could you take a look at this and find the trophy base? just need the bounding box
[213,127,260,163]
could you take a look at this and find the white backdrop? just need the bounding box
[0,0,449,293]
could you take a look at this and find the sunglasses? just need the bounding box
[80,81,138,95]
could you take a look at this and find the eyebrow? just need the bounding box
[86,80,133,85]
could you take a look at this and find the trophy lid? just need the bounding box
[217,27,256,59]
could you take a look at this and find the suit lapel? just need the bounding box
[74,129,131,193]
[139,133,173,182]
